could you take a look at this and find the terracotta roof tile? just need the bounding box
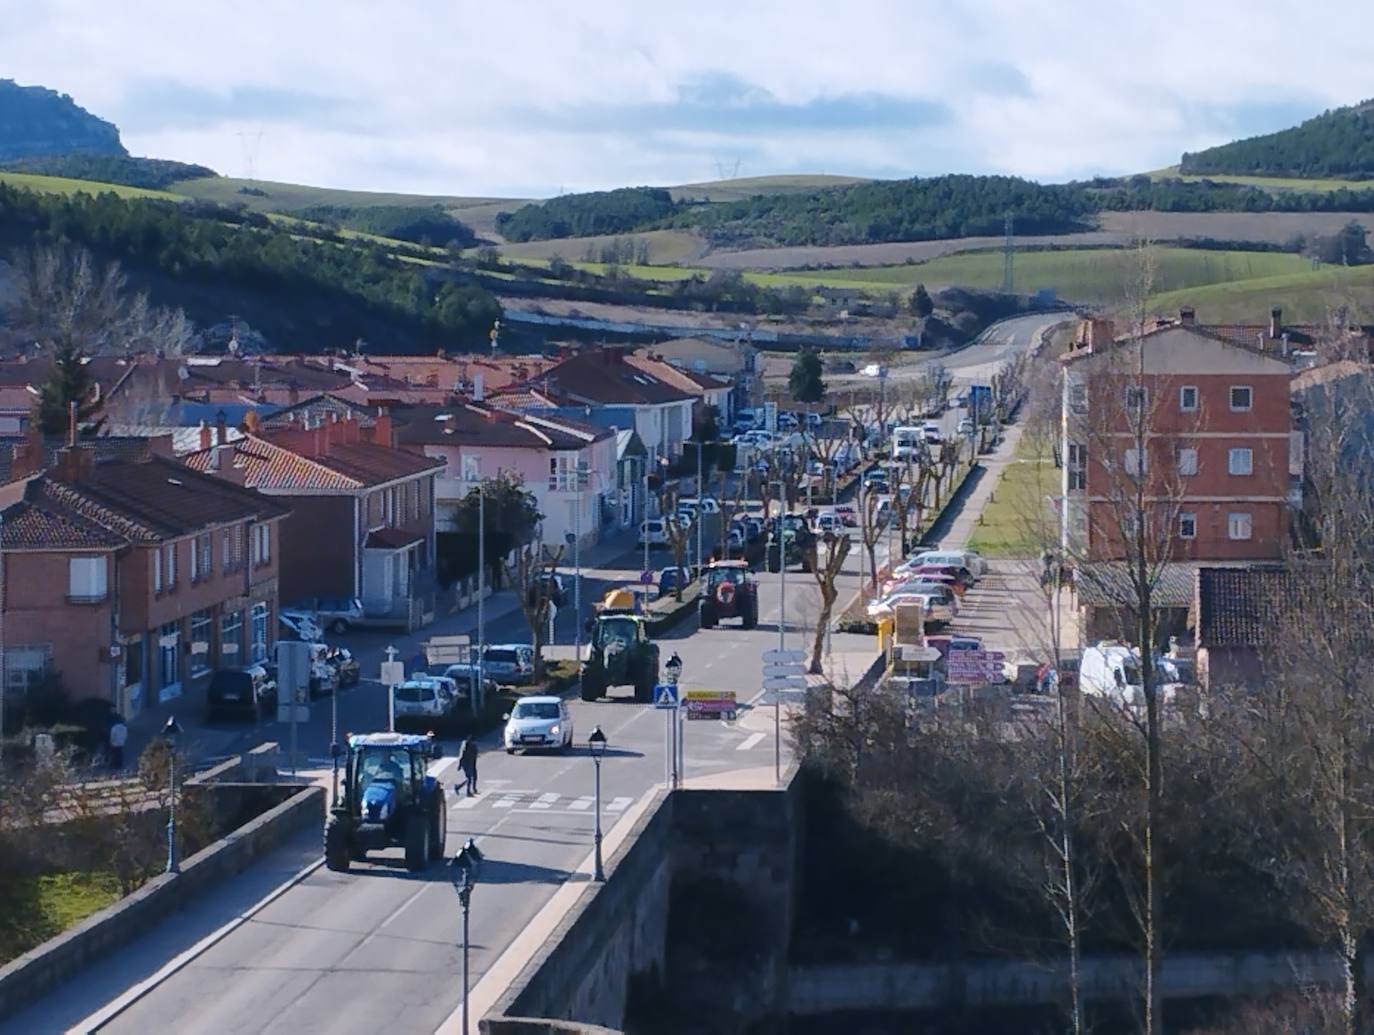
[184,434,440,492]
[1196,567,1298,647]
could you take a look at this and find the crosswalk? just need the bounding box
[450,780,633,814]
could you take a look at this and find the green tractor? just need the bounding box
[581,607,660,703]
[324,732,446,873]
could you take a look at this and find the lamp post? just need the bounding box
[641,457,651,575]
[450,837,484,1035]
[589,726,607,881]
[664,652,682,789]
[695,440,704,620]
[163,715,183,874]
[476,477,485,714]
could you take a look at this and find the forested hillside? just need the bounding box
[496,187,678,241]
[290,204,477,248]
[1180,101,1374,179]
[0,185,500,352]
[0,80,125,160]
[0,154,216,190]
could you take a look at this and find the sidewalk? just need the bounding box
[933,422,1026,551]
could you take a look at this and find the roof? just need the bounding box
[1076,562,1199,609]
[348,732,433,749]
[184,433,440,492]
[0,481,128,550]
[1060,323,1293,367]
[1195,566,1298,647]
[0,434,158,483]
[365,527,425,550]
[519,695,562,705]
[522,350,695,407]
[625,354,730,395]
[392,403,608,450]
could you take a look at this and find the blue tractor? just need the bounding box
[324,732,447,872]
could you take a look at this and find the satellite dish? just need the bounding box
[227,336,240,355]
[177,365,190,382]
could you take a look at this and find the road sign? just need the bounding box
[763,663,805,678]
[762,649,805,663]
[763,675,808,690]
[379,660,405,686]
[949,649,1005,663]
[685,689,737,721]
[639,569,654,585]
[947,656,1005,683]
[423,634,470,666]
[654,684,679,710]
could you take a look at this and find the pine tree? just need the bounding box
[788,347,826,403]
[910,283,935,318]
[35,341,101,436]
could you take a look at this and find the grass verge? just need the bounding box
[0,871,123,965]
[965,443,1060,558]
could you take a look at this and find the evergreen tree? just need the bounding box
[36,341,101,436]
[910,283,935,318]
[788,347,826,404]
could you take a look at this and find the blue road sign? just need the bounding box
[653,684,679,709]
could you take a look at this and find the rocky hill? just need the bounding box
[0,79,125,161]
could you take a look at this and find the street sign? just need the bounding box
[653,684,679,710]
[639,569,653,585]
[948,649,1005,663]
[763,663,805,678]
[684,689,737,721]
[423,634,470,666]
[380,660,405,686]
[762,648,805,663]
[763,675,808,690]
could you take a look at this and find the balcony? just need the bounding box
[66,592,108,605]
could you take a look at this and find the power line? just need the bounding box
[1001,211,1015,294]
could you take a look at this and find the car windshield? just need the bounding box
[1121,664,1143,687]
[486,650,517,664]
[513,701,560,720]
[596,617,638,647]
[356,747,411,788]
[211,672,252,693]
[706,568,740,588]
[395,685,434,702]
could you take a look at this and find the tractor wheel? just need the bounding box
[404,813,429,872]
[701,605,717,629]
[324,814,351,873]
[580,673,603,703]
[742,597,759,630]
[767,554,781,574]
[634,670,653,704]
[429,788,447,861]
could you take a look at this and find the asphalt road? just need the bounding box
[6,314,1061,1035]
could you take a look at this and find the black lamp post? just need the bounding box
[450,838,483,1035]
[589,726,608,881]
[162,715,183,874]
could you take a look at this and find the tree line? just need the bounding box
[496,186,678,242]
[1180,100,1374,179]
[0,154,217,190]
[288,203,477,249]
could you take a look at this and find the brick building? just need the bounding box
[183,413,441,623]
[0,448,288,717]
[1060,317,1295,563]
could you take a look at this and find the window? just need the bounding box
[1178,512,1197,539]
[189,610,212,677]
[1124,447,1147,476]
[1228,512,1253,540]
[1068,381,1088,415]
[1230,386,1253,412]
[1179,385,1198,412]
[1067,443,1087,491]
[251,524,271,566]
[5,646,50,696]
[1228,448,1253,476]
[223,525,244,573]
[67,556,107,602]
[1125,385,1148,411]
[191,533,212,582]
[250,602,269,663]
[461,454,480,482]
[153,548,163,594]
[1177,447,1198,476]
[158,621,181,695]
[165,544,177,590]
[220,609,243,663]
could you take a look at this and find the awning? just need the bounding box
[365,528,424,551]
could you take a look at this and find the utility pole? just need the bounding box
[1002,211,1015,294]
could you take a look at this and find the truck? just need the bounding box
[965,383,993,421]
[1079,642,1184,707]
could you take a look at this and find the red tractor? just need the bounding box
[700,560,760,629]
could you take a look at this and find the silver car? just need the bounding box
[482,645,535,685]
[503,696,573,754]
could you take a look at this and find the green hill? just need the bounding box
[1180,100,1374,180]
[1146,264,1374,323]
[0,79,124,161]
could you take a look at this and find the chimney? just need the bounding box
[288,383,300,405]
[1270,306,1283,339]
[8,425,45,480]
[473,373,484,402]
[1179,306,1196,326]
[1083,318,1115,349]
[55,445,94,485]
[373,407,393,447]
[67,400,78,447]
[215,410,228,447]
[198,421,212,451]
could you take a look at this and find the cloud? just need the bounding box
[112,79,358,133]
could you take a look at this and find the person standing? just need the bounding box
[108,718,128,771]
[459,737,479,796]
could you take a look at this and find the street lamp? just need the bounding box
[664,652,682,685]
[162,715,183,874]
[450,837,484,1035]
[663,652,683,789]
[589,726,607,881]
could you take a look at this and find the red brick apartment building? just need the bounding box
[1060,316,1295,563]
[0,447,287,717]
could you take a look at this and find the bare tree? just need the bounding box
[808,530,852,674]
[655,483,696,602]
[505,542,565,681]
[858,482,884,596]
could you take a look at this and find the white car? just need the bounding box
[639,519,670,548]
[921,423,943,444]
[957,418,975,437]
[907,549,988,577]
[392,676,462,719]
[503,696,573,754]
[279,610,323,644]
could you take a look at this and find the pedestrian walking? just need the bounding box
[108,718,128,771]
[459,737,479,796]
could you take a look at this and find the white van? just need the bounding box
[1079,644,1143,704]
[892,426,923,461]
[907,549,988,576]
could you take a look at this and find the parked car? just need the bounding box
[392,677,462,720]
[921,423,943,444]
[877,582,958,624]
[207,664,277,720]
[957,417,975,437]
[482,644,535,685]
[306,643,340,697]
[279,610,323,643]
[638,519,670,548]
[290,597,365,635]
[527,571,566,608]
[833,504,858,527]
[503,696,574,754]
[658,566,689,598]
[326,647,361,688]
[441,663,498,699]
[907,549,988,577]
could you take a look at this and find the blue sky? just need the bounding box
[5,0,1371,198]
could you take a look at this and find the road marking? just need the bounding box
[737,732,766,751]
[567,796,593,811]
[528,792,560,810]
[452,795,481,810]
[491,795,520,809]
[606,796,632,813]
[381,882,431,928]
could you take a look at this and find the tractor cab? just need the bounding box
[324,732,447,873]
[701,560,760,629]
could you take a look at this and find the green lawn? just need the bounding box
[1146,263,1374,323]
[0,871,123,964]
[167,176,517,216]
[966,440,1061,558]
[1145,166,1374,193]
[0,171,184,202]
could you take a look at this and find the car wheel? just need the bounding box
[429,788,447,861]
[506,748,515,755]
[330,619,349,635]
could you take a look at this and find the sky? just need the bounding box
[5,0,1373,199]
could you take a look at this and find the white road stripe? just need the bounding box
[528,792,560,810]
[606,796,632,813]
[567,796,593,811]
[492,795,520,809]
[737,732,766,751]
[452,795,481,810]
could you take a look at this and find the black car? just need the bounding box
[207,664,277,720]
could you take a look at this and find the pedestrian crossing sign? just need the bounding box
[653,684,679,709]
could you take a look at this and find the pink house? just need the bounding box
[392,402,616,550]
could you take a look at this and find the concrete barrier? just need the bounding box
[0,784,323,1018]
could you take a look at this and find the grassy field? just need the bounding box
[966,436,1059,558]
[0,171,184,202]
[1145,166,1374,193]
[168,176,516,214]
[0,871,123,964]
[1145,263,1374,323]
[669,173,870,202]
[494,228,711,265]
